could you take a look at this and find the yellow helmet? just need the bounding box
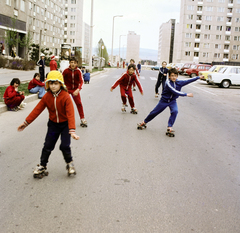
[45,71,66,89]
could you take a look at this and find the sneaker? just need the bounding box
[66,161,76,176]
[80,118,87,127]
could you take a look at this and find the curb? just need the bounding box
[0,68,109,114]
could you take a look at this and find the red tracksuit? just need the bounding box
[3,85,25,108]
[50,60,58,71]
[62,66,85,119]
[111,71,143,108]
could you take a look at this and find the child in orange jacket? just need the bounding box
[18,71,79,178]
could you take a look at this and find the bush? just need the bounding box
[0,56,7,68]
[8,59,36,70]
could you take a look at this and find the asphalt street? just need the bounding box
[0,68,240,233]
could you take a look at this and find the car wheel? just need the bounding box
[220,80,230,88]
[190,73,197,78]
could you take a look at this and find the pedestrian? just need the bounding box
[83,69,90,84]
[137,68,204,135]
[49,55,57,71]
[129,59,140,91]
[137,61,141,73]
[123,60,125,69]
[155,61,168,98]
[110,63,143,114]
[55,56,60,70]
[62,57,87,127]
[37,53,45,82]
[11,46,17,58]
[0,42,5,55]
[28,73,45,99]
[3,78,25,111]
[17,71,79,178]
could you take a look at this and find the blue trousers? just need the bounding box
[40,120,72,167]
[144,99,178,127]
[29,86,45,98]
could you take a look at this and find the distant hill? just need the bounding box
[105,48,158,61]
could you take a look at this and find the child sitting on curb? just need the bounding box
[28,73,45,99]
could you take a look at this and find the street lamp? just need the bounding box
[89,0,94,72]
[101,45,104,69]
[119,35,126,65]
[111,15,123,66]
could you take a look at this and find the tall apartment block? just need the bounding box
[175,0,240,63]
[64,0,83,49]
[126,31,140,63]
[157,19,176,64]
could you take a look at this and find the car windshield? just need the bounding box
[191,65,197,69]
[218,67,228,73]
[208,66,216,72]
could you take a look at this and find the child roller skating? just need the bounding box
[110,64,143,113]
[18,71,79,178]
[137,68,204,136]
[80,118,87,127]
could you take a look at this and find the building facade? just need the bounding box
[175,0,240,63]
[157,19,176,65]
[126,31,140,64]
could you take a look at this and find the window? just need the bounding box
[226,26,231,31]
[185,42,191,47]
[216,26,223,31]
[204,34,210,39]
[229,68,239,74]
[214,53,220,58]
[195,34,200,38]
[228,8,232,13]
[71,0,76,3]
[217,7,224,12]
[70,16,76,20]
[223,54,229,59]
[187,5,194,10]
[206,0,213,2]
[216,35,222,40]
[224,45,229,49]
[225,35,231,41]
[194,43,200,48]
[215,44,221,49]
[6,0,11,6]
[218,0,225,2]
[20,0,25,11]
[236,9,240,13]
[235,27,240,32]
[71,8,76,12]
[232,54,239,60]
[236,18,240,22]
[197,6,203,11]
[196,25,201,29]
[185,33,192,38]
[29,2,32,10]
[206,7,213,11]
[203,43,210,48]
[217,17,224,21]
[234,36,240,41]
[70,23,75,28]
[185,51,191,56]
[187,15,193,19]
[205,16,212,21]
[197,15,202,20]
[194,52,199,57]
[186,24,193,29]
[203,52,209,58]
[205,25,211,30]
[233,45,240,50]
[70,31,75,35]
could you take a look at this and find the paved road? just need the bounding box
[0,69,240,233]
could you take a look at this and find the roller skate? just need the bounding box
[121,104,127,112]
[130,107,138,114]
[66,161,76,176]
[80,118,88,127]
[33,164,48,179]
[133,87,136,91]
[137,121,147,130]
[155,93,159,98]
[166,128,175,137]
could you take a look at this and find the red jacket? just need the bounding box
[28,78,45,90]
[62,66,83,91]
[3,85,21,100]
[50,60,58,71]
[24,90,76,133]
[111,71,143,93]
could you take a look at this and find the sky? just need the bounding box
[83,0,181,52]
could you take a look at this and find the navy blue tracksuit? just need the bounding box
[155,67,168,94]
[145,77,200,127]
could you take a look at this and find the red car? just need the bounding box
[185,64,212,78]
[179,63,192,74]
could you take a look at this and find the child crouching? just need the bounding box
[28,73,45,99]
[18,71,79,178]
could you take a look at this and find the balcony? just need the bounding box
[227,13,233,17]
[223,58,229,61]
[195,39,200,42]
[194,48,200,51]
[64,35,67,38]
[226,22,232,26]
[224,49,229,53]
[225,31,231,35]
[197,1,203,4]
[224,40,230,44]
[228,3,233,7]
[195,29,201,33]
[197,11,202,14]
[33,12,36,17]
[33,26,35,30]
[196,20,202,24]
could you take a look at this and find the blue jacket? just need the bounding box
[161,76,199,102]
[159,67,168,76]
[83,72,90,81]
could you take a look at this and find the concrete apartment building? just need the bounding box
[175,0,240,63]
[82,22,90,63]
[157,19,176,64]
[126,31,140,64]
[64,0,83,50]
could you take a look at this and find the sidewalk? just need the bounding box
[0,68,109,114]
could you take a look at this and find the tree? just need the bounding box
[96,38,109,66]
[4,17,19,56]
[19,31,33,60]
[29,44,52,65]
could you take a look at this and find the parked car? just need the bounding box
[208,66,240,88]
[199,65,227,83]
[179,63,192,74]
[151,65,160,70]
[174,63,184,72]
[185,64,212,77]
[167,63,175,69]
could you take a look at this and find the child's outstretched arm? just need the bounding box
[70,132,79,140]
[17,122,27,131]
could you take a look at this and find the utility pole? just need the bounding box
[89,0,94,72]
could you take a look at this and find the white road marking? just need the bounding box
[150,77,157,81]
[140,76,145,79]
[189,83,218,96]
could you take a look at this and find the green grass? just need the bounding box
[0,82,32,102]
